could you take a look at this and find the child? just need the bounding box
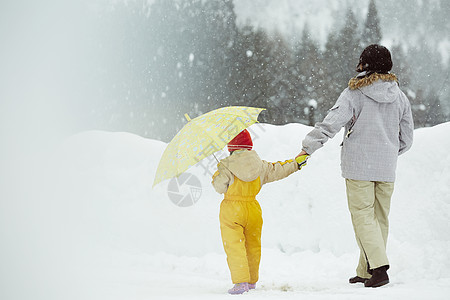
[212,129,308,294]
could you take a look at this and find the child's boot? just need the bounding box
[228,282,249,294]
[248,283,256,290]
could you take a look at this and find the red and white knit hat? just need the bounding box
[227,129,253,152]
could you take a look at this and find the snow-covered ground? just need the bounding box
[1,122,450,300]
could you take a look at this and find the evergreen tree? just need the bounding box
[229,27,292,124]
[264,31,296,124]
[410,89,427,128]
[390,44,412,88]
[361,0,382,46]
[229,26,272,109]
[425,90,446,127]
[192,0,239,112]
[390,43,448,128]
[407,43,447,127]
[146,0,191,140]
[321,29,342,112]
[339,8,361,81]
[293,23,323,123]
[320,8,361,116]
[145,0,240,140]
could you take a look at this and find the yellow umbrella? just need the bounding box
[153,106,265,187]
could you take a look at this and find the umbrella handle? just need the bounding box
[212,153,233,175]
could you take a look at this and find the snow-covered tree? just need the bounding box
[321,8,361,111]
[361,0,382,46]
[293,23,324,123]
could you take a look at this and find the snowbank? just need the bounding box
[2,123,449,300]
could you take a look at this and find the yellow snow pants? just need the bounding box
[346,179,394,278]
[219,177,263,284]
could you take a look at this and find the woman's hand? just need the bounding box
[296,150,308,158]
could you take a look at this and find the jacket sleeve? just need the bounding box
[260,159,298,185]
[398,96,414,155]
[302,89,354,155]
[211,163,234,194]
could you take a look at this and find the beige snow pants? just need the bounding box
[346,179,394,278]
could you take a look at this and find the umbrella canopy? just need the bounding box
[153,106,265,187]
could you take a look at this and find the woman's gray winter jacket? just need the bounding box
[302,73,414,182]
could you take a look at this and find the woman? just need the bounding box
[297,44,414,287]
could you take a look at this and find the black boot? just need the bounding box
[364,266,389,288]
[349,276,368,284]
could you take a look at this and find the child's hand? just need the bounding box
[295,155,309,170]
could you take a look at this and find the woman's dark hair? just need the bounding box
[356,44,393,74]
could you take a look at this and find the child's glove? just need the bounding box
[295,155,309,170]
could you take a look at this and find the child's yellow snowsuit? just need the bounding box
[212,149,299,284]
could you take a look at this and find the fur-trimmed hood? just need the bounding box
[302,71,414,182]
[348,72,400,104]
